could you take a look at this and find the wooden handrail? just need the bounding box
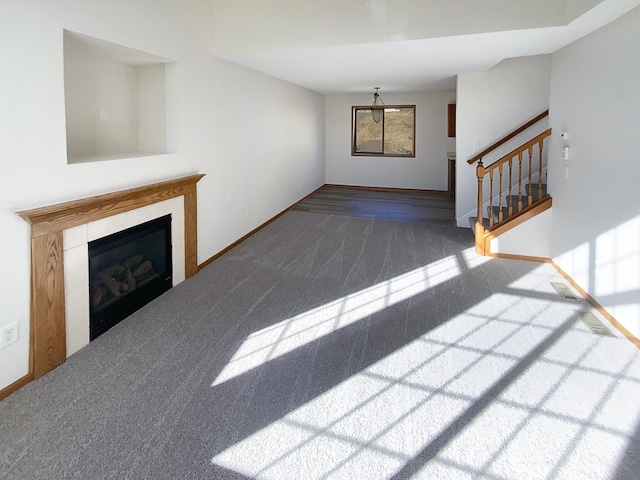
[482,129,552,174]
[475,126,552,254]
[467,110,549,165]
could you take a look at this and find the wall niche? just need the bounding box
[63,30,177,164]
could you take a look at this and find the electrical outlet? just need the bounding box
[1,322,19,348]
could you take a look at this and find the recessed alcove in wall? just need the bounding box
[63,30,178,164]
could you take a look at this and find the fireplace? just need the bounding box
[17,174,203,382]
[89,214,172,340]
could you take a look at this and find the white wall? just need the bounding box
[325,91,455,190]
[456,55,551,228]
[137,63,169,154]
[64,50,140,158]
[0,0,325,391]
[199,60,326,253]
[549,6,640,337]
[489,209,553,258]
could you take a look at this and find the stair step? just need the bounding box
[506,194,539,208]
[477,184,549,228]
[469,217,490,235]
[507,196,529,209]
[487,206,510,223]
[507,184,547,207]
[526,183,547,196]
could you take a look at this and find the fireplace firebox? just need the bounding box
[88,215,172,340]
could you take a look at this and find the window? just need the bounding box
[352,105,415,157]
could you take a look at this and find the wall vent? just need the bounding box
[550,282,578,300]
[576,311,615,337]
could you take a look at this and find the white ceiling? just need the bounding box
[210,0,640,94]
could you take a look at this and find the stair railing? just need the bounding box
[467,110,549,165]
[475,128,552,238]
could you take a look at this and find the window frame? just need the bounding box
[351,104,416,158]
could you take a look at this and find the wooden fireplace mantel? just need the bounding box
[16,174,205,380]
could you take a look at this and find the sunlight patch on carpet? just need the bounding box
[211,265,640,479]
[211,255,461,386]
[461,246,492,269]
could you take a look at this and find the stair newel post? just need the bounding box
[517,152,523,211]
[527,146,533,205]
[538,139,544,199]
[476,160,485,254]
[508,158,513,217]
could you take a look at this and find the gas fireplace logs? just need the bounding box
[92,255,156,308]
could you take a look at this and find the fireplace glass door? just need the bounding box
[88,214,172,340]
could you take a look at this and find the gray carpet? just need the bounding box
[2,211,640,479]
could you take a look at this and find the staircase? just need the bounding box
[467,111,552,255]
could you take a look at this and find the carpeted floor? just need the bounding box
[1,211,639,479]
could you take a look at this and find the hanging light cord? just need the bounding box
[371,87,384,123]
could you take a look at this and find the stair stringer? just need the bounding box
[476,196,552,256]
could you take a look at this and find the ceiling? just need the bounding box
[210,0,640,94]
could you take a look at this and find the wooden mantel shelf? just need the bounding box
[18,174,205,237]
[16,174,205,381]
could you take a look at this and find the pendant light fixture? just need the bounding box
[371,87,385,123]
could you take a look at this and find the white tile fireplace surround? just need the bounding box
[63,197,185,356]
[17,174,204,383]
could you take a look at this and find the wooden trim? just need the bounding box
[0,373,34,401]
[475,161,485,253]
[16,174,205,384]
[351,153,416,158]
[324,184,449,195]
[291,185,328,208]
[17,174,205,237]
[183,187,199,278]
[198,182,449,272]
[31,232,66,378]
[475,222,486,255]
[485,196,552,238]
[481,252,640,349]
[467,110,549,165]
[481,129,552,173]
[198,219,282,272]
[550,261,640,349]
[475,196,552,256]
[351,105,416,157]
[485,252,552,263]
[198,186,325,272]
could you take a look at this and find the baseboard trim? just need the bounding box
[0,373,34,401]
[198,183,450,270]
[2,187,327,398]
[196,186,640,350]
[325,183,449,195]
[486,252,552,264]
[197,185,325,271]
[549,260,640,349]
[479,196,552,255]
[4,188,637,397]
[487,253,639,348]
